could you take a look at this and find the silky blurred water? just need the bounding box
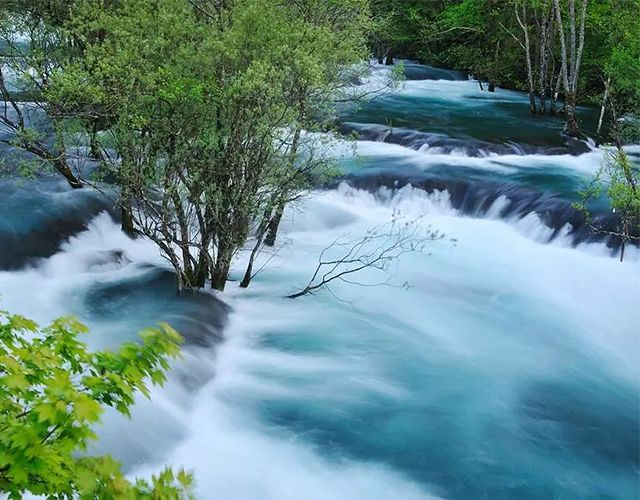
[0,62,638,499]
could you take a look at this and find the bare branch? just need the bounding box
[287,214,446,299]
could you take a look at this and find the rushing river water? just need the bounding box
[1,62,639,499]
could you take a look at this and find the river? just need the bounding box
[1,62,638,499]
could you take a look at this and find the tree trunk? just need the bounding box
[528,90,537,114]
[239,237,262,288]
[193,237,211,288]
[239,210,271,288]
[264,201,285,247]
[211,243,233,291]
[120,204,135,237]
[385,52,394,65]
[537,0,552,115]
[596,76,610,142]
[89,121,102,161]
[554,0,571,97]
[551,61,563,114]
[478,80,484,91]
[554,0,588,136]
[516,1,537,114]
[48,118,84,189]
[54,157,83,189]
[564,93,579,136]
[175,268,184,295]
[539,91,547,115]
[488,82,495,92]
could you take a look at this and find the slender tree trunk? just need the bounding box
[537,1,552,114]
[89,121,102,161]
[548,37,557,113]
[264,201,285,247]
[564,92,579,136]
[120,175,135,236]
[478,80,484,91]
[569,0,576,80]
[551,60,563,114]
[120,204,135,237]
[170,190,195,284]
[239,237,262,288]
[538,87,547,115]
[50,120,83,188]
[211,242,233,291]
[194,259,208,288]
[263,113,303,249]
[554,0,571,97]
[554,0,588,136]
[516,1,537,114]
[193,233,212,288]
[239,207,272,288]
[175,268,184,295]
[596,76,610,143]
[569,0,588,136]
[156,241,186,295]
[53,157,83,189]
[528,90,537,115]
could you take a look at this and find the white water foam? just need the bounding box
[1,181,638,499]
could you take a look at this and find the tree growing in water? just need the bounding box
[553,0,588,136]
[575,146,639,261]
[51,0,371,293]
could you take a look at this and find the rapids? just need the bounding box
[0,61,638,499]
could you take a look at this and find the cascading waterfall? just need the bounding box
[0,61,638,499]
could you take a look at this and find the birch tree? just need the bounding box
[553,0,588,136]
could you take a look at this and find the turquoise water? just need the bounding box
[0,63,638,499]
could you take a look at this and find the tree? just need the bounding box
[0,0,86,188]
[52,0,371,293]
[425,0,501,87]
[0,311,193,498]
[575,1,640,259]
[370,0,448,65]
[374,0,636,126]
[512,0,538,113]
[575,147,639,261]
[553,0,588,136]
[587,0,640,143]
[535,0,555,114]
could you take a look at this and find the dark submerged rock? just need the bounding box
[83,265,229,348]
[0,180,117,270]
[340,122,593,157]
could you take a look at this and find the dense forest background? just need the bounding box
[370,0,639,138]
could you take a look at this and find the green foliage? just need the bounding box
[586,0,640,98]
[0,311,193,498]
[575,147,640,259]
[42,0,373,291]
[371,0,640,123]
[593,149,640,219]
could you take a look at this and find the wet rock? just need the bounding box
[83,266,229,348]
